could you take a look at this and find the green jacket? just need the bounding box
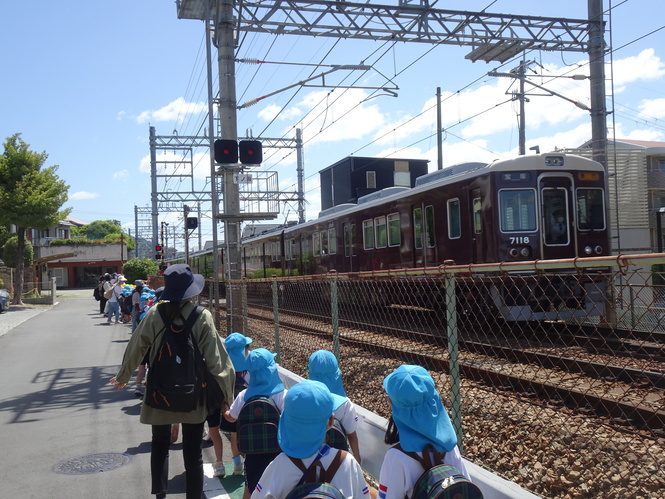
[115,301,235,425]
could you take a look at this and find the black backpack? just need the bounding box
[399,444,484,499]
[144,305,206,412]
[121,291,134,315]
[236,395,281,454]
[325,418,348,451]
[284,449,347,499]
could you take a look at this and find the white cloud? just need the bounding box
[612,49,665,86]
[69,191,100,200]
[113,170,129,181]
[136,97,207,124]
[638,97,665,120]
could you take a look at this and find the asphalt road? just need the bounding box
[0,289,238,499]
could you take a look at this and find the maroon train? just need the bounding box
[235,153,610,320]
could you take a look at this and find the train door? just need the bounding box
[342,222,356,272]
[412,204,435,267]
[539,174,576,259]
[469,188,483,263]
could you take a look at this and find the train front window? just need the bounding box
[577,188,605,230]
[499,189,536,232]
[542,188,569,245]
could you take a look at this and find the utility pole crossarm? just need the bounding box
[180,1,590,53]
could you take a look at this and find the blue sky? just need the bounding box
[2,1,664,251]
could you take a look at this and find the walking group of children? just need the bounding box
[111,264,478,499]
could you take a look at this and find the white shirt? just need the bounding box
[334,398,359,434]
[228,388,287,419]
[377,445,470,499]
[251,447,369,498]
[108,283,123,303]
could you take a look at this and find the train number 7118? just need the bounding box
[509,237,530,244]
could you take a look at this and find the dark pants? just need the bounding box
[151,422,205,499]
[99,297,107,314]
[245,452,280,494]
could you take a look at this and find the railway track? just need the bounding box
[243,302,665,435]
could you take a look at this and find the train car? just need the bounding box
[240,153,610,321]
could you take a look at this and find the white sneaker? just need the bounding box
[233,461,244,475]
[213,463,226,478]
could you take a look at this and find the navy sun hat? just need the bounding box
[278,380,337,459]
[135,280,144,287]
[383,365,457,453]
[225,332,253,372]
[308,350,347,398]
[154,286,165,301]
[159,264,205,301]
[244,348,285,399]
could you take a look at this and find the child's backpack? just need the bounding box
[284,448,347,499]
[325,418,348,451]
[236,395,281,454]
[120,291,134,315]
[144,305,205,412]
[399,444,484,499]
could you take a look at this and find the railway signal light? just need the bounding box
[155,245,162,252]
[186,217,198,230]
[214,139,238,164]
[239,140,262,164]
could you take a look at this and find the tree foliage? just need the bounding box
[122,257,159,285]
[71,220,135,250]
[2,236,33,268]
[0,134,70,304]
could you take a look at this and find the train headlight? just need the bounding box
[594,245,603,255]
[508,248,519,258]
[584,246,593,255]
[520,247,530,257]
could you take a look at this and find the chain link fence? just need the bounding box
[204,254,665,499]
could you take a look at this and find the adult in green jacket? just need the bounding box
[112,264,235,499]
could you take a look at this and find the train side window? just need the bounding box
[375,216,387,248]
[388,213,400,247]
[425,205,435,247]
[313,232,321,257]
[344,224,354,256]
[413,207,423,249]
[321,230,329,255]
[328,228,337,255]
[473,197,482,234]
[363,219,374,250]
[577,188,605,230]
[447,199,461,239]
[499,189,536,232]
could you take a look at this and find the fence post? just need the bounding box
[272,277,281,363]
[242,279,248,336]
[330,273,340,359]
[629,284,635,329]
[50,277,57,305]
[445,274,463,453]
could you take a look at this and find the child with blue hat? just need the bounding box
[221,332,254,475]
[224,348,287,499]
[377,365,471,498]
[308,350,362,463]
[251,380,368,498]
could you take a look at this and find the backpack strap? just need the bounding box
[288,449,347,486]
[395,443,445,470]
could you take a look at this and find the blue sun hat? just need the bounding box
[278,380,338,459]
[308,350,347,398]
[383,365,457,453]
[244,348,285,399]
[225,332,253,372]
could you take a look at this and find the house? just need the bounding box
[29,216,128,288]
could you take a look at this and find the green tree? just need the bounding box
[2,236,34,268]
[122,257,159,285]
[71,220,135,250]
[0,134,70,304]
[0,225,10,261]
